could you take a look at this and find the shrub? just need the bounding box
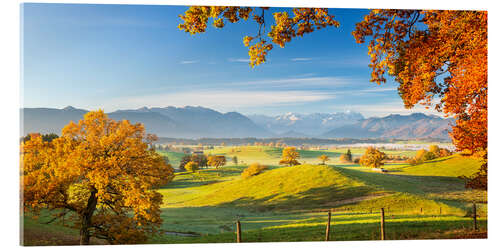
[407,158,418,166]
[339,149,353,163]
[439,148,452,157]
[184,161,199,173]
[353,157,360,164]
[241,163,268,179]
[416,149,437,162]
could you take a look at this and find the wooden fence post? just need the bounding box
[325,210,331,241]
[439,207,442,215]
[473,203,478,231]
[236,220,242,243]
[380,208,386,240]
[420,207,423,214]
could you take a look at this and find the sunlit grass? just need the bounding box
[23,147,487,245]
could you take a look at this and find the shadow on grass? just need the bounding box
[152,215,487,244]
[334,167,465,195]
[206,183,375,213]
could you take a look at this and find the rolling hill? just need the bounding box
[396,154,483,177]
[162,164,376,210]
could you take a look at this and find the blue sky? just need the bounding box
[21,3,441,117]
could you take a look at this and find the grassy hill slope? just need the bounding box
[205,146,341,165]
[396,154,483,177]
[160,164,377,211]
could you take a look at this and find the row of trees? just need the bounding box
[407,145,452,165]
[180,154,227,172]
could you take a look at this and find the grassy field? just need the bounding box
[22,145,487,245]
[157,150,187,168]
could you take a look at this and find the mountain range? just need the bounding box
[248,111,364,136]
[21,106,453,140]
[321,113,454,139]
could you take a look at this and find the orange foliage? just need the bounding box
[352,10,487,154]
[21,110,174,244]
[177,8,487,187]
[241,162,268,179]
[359,147,386,168]
[318,154,330,165]
[178,6,339,67]
[353,10,487,188]
[279,147,300,166]
[207,155,226,169]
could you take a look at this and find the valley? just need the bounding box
[23,144,487,245]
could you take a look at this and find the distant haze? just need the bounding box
[21,106,453,140]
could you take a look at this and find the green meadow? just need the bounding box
[22,145,487,245]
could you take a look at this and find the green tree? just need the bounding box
[232,155,238,165]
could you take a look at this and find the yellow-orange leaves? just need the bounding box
[279,147,300,167]
[353,10,487,154]
[21,110,174,244]
[178,6,339,67]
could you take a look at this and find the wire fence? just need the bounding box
[233,203,486,242]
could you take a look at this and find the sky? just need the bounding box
[21,3,442,118]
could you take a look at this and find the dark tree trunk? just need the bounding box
[80,189,98,245]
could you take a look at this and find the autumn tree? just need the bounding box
[429,145,440,156]
[177,7,487,189]
[21,111,174,245]
[415,149,437,163]
[279,147,300,166]
[339,149,353,163]
[241,162,268,179]
[353,10,487,188]
[359,147,386,168]
[177,7,486,153]
[439,148,452,157]
[207,155,227,169]
[184,161,199,173]
[180,154,208,170]
[178,7,339,67]
[179,155,192,171]
[191,154,208,168]
[318,154,329,165]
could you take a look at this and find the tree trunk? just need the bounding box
[80,189,98,245]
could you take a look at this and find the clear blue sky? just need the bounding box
[21,3,440,117]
